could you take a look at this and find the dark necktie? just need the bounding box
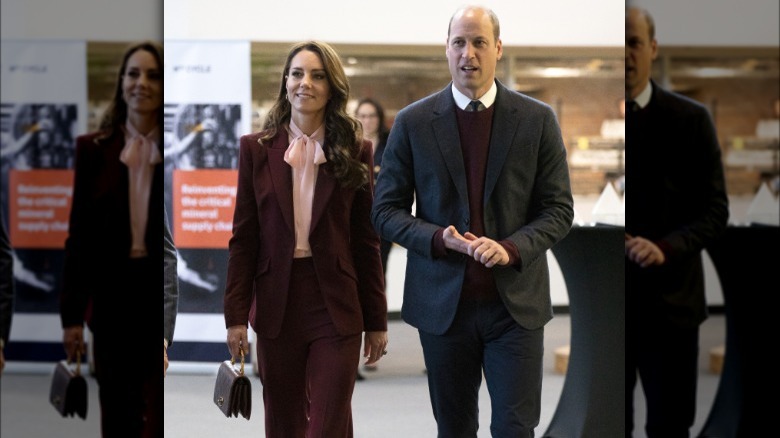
[467,100,484,112]
[627,100,640,112]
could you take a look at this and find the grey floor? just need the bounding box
[1,314,726,437]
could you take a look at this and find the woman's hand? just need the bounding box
[363,331,388,366]
[227,325,249,361]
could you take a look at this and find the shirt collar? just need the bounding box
[632,81,652,109]
[451,81,497,111]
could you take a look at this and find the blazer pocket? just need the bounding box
[253,257,271,280]
[336,256,358,283]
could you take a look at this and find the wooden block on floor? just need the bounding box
[710,345,725,374]
[554,345,570,374]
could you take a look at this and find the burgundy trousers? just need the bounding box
[255,257,361,438]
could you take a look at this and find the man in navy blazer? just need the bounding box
[372,6,573,436]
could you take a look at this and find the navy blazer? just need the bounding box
[163,207,178,345]
[626,80,729,328]
[224,130,387,338]
[0,212,13,346]
[372,81,574,335]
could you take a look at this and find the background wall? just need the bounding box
[1,0,161,40]
[162,0,624,46]
[631,0,779,46]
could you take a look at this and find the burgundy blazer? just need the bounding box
[224,129,387,338]
[60,131,164,331]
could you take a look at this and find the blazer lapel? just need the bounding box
[310,158,336,234]
[484,84,518,206]
[432,88,469,207]
[267,134,295,234]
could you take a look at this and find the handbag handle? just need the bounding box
[230,344,245,376]
[75,349,81,376]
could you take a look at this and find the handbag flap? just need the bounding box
[213,360,252,419]
[49,360,88,420]
[214,360,240,417]
[50,360,75,415]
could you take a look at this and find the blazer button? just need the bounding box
[464,219,470,225]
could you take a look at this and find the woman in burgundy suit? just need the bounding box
[224,41,388,437]
[61,41,164,437]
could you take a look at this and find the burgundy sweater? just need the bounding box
[431,104,520,302]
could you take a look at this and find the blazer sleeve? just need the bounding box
[504,104,574,271]
[163,206,178,345]
[351,142,387,331]
[60,136,96,328]
[656,103,729,261]
[224,135,261,328]
[0,212,14,345]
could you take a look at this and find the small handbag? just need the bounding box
[49,351,88,420]
[213,349,252,419]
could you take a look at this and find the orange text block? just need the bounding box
[9,169,74,249]
[173,169,238,249]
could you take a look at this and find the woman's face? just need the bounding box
[122,49,162,116]
[286,50,331,121]
[356,103,380,137]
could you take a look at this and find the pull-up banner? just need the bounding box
[163,40,252,365]
[1,40,87,363]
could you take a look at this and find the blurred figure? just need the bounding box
[355,97,391,375]
[372,6,573,437]
[164,206,178,377]
[0,211,14,374]
[224,41,387,437]
[600,98,626,140]
[625,7,729,437]
[755,97,779,139]
[60,41,165,437]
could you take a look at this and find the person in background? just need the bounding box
[354,97,391,376]
[60,41,165,437]
[625,7,729,437]
[372,6,573,436]
[164,206,178,377]
[0,211,14,375]
[355,97,392,271]
[224,40,388,437]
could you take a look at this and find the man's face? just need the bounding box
[625,8,657,99]
[446,8,502,99]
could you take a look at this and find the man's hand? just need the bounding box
[464,232,509,268]
[625,235,666,268]
[442,225,472,254]
[164,340,169,377]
